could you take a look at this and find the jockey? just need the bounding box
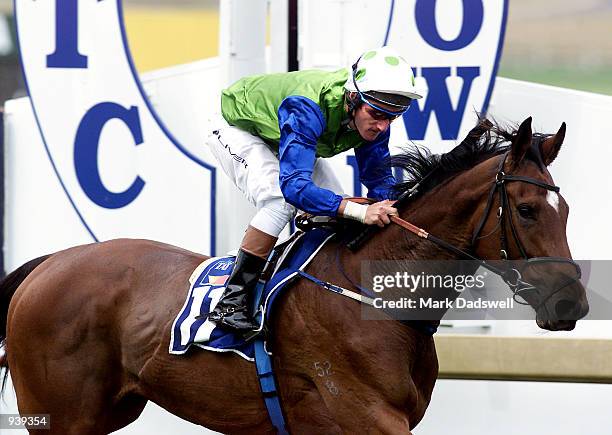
[206,46,423,331]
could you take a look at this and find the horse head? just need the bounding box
[386,116,588,331]
[470,117,588,330]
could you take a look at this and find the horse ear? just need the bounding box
[510,117,533,167]
[540,122,566,166]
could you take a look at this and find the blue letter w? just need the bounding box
[404,66,480,140]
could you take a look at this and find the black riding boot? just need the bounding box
[208,249,266,331]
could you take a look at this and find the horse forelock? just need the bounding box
[527,135,550,171]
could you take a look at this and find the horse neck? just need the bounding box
[372,157,498,263]
[300,157,499,359]
[319,157,498,336]
[315,156,493,309]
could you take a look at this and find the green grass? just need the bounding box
[498,65,612,96]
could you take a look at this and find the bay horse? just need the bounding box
[0,117,588,434]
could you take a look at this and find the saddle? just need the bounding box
[261,197,375,282]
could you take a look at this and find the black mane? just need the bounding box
[386,117,551,199]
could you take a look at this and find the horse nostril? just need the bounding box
[555,299,578,320]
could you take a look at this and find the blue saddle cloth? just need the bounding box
[169,228,335,361]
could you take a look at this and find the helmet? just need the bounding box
[344,47,422,114]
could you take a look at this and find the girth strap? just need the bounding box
[254,338,289,434]
[253,274,289,434]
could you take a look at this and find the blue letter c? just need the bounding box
[74,102,144,209]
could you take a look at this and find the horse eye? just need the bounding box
[517,204,536,219]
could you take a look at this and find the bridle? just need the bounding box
[296,146,583,331]
[343,150,581,314]
[383,150,582,312]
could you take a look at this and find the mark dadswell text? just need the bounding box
[374,297,515,310]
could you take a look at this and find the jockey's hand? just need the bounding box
[364,200,398,227]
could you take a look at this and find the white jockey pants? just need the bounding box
[206,114,344,237]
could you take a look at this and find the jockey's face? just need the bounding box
[351,101,399,141]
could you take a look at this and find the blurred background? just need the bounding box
[1,0,612,109]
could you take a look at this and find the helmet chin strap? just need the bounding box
[342,93,359,128]
[342,56,364,131]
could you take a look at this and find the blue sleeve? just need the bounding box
[354,129,396,200]
[277,96,343,216]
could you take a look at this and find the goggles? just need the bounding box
[359,93,410,120]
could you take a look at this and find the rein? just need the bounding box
[300,151,581,322]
